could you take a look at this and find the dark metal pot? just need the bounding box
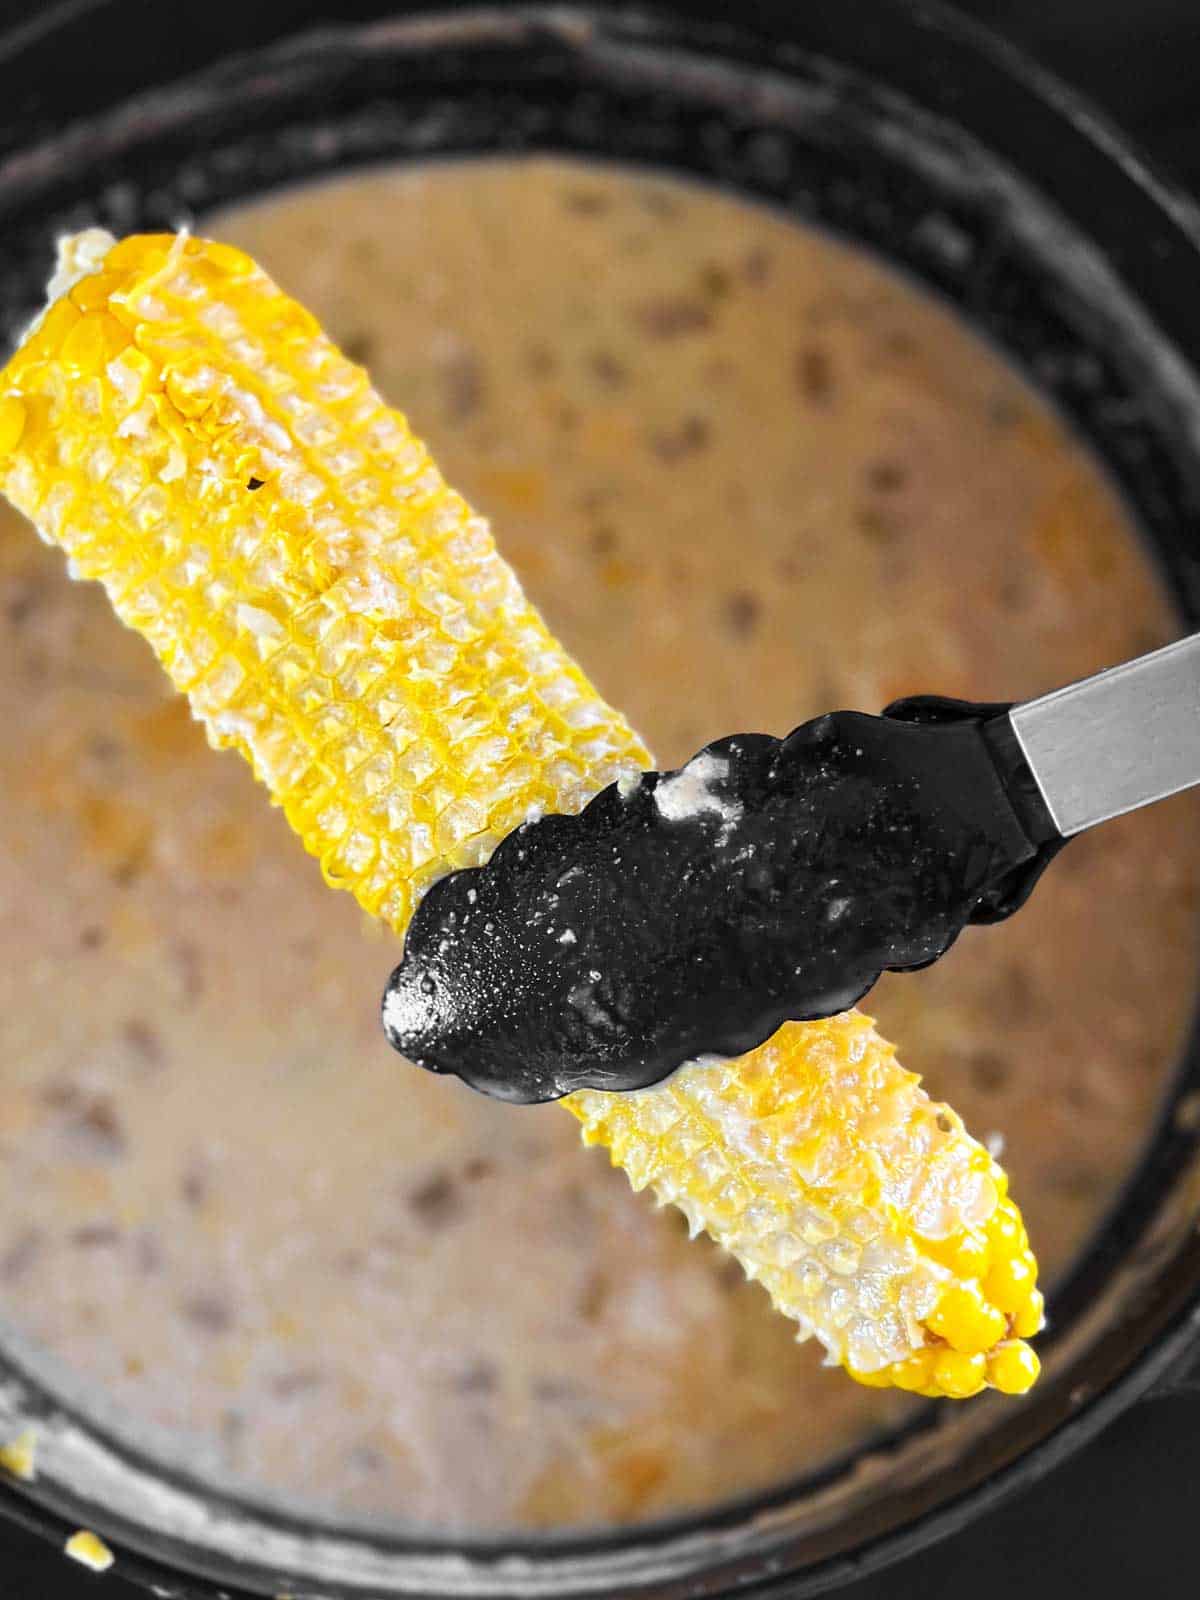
[2,1,1200,1594]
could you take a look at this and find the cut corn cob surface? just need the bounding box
[0,231,1043,1397]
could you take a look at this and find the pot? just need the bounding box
[2,2,1200,1595]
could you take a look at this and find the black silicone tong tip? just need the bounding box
[382,700,1064,1104]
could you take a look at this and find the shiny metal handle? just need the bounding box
[1008,632,1200,837]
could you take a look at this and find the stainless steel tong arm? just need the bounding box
[1009,632,1200,837]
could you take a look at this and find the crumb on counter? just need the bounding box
[65,1529,115,1572]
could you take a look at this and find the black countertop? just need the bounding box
[4,0,1200,1594]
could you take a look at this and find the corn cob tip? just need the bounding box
[568,1012,1042,1397]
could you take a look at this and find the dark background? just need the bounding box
[3,0,1200,1594]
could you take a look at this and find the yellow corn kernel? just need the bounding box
[64,1530,114,1572]
[0,396,25,455]
[987,1197,1028,1253]
[924,1227,991,1281]
[0,231,1042,1397]
[926,1281,1009,1355]
[934,1348,988,1399]
[890,1349,939,1393]
[845,1364,896,1389]
[988,1340,1041,1395]
[0,1427,36,1481]
[61,310,125,373]
[1014,1289,1046,1340]
[984,1249,1039,1314]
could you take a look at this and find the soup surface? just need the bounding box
[0,157,1196,1531]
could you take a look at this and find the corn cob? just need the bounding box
[0,231,1042,1397]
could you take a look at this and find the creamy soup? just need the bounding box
[0,157,1196,1531]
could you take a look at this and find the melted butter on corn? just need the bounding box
[0,232,1042,1396]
